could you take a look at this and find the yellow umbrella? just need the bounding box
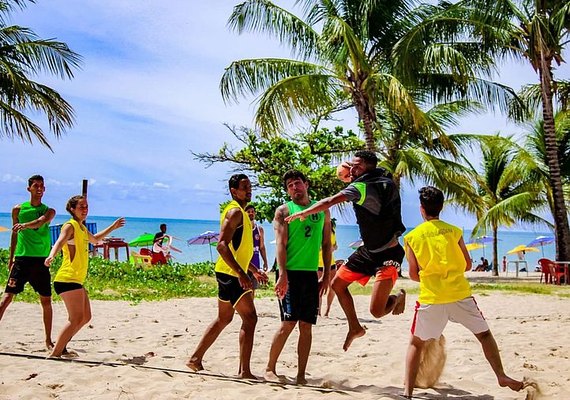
[0,226,9,232]
[506,245,539,255]
[466,243,484,251]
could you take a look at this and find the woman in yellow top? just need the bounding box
[45,195,125,358]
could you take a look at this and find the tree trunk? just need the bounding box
[351,88,377,151]
[492,225,499,276]
[539,54,570,261]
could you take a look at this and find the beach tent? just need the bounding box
[527,235,555,257]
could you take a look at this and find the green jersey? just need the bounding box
[285,200,324,271]
[15,201,51,257]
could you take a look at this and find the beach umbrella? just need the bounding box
[465,243,485,251]
[527,235,555,257]
[506,245,539,255]
[0,226,9,232]
[470,236,500,258]
[128,233,156,247]
[348,239,363,249]
[187,231,220,261]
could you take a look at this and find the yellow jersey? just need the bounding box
[214,200,253,277]
[404,220,471,304]
[54,219,90,284]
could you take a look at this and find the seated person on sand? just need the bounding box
[474,257,488,272]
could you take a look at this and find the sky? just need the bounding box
[0,0,567,229]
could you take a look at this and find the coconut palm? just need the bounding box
[464,135,546,275]
[396,0,570,260]
[0,0,82,150]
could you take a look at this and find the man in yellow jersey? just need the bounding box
[402,187,524,398]
[0,175,56,350]
[187,174,267,379]
[266,170,332,384]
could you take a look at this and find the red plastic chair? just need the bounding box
[538,258,565,284]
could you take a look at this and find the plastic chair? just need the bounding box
[131,250,152,269]
[538,258,565,284]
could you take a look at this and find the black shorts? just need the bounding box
[216,272,251,306]
[53,281,83,295]
[4,257,51,297]
[247,271,259,290]
[346,244,405,276]
[277,270,319,324]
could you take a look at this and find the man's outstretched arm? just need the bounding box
[285,192,347,223]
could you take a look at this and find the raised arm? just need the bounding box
[285,192,347,223]
[90,218,126,244]
[217,208,251,290]
[273,204,289,299]
[45,224,74,267]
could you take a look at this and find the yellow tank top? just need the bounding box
[318,231,336,268]
[214,200,253,277]
[404,220,471,304]
[54,219,90,284]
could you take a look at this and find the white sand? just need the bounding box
[1,280,568,399]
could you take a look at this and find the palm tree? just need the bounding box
[0,0,82,150]
[463,136,546,275]
[517,110,570,221]
[397,0,570,260]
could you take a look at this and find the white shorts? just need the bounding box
[411,297,489,341]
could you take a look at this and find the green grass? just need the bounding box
[2,248,568,302]
[0,248,274,303]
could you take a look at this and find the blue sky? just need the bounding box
[0,0,567,229]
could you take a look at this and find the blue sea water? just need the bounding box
[0,213,556,271]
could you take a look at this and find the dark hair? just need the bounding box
[66,195,86,215]
[419,186,444,217]
[160,223,167,230]
[354,150,378,168]
[228,174,249,190]
[244,204,255,211]
[282,170,307,189]
[28,175,44,187]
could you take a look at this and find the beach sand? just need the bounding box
[1,277,568,399]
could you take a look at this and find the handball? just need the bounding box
[336,162,351,183]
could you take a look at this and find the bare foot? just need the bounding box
[186,357,204,371]
[45,340,54,350]
[238,371,258,380]
[392,289,406,315]
[343,326,366,351]
[296,375,308,385]
[264,370,290,383]
[498,375,524,391]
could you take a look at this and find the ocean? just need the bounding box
[0,213,556,271]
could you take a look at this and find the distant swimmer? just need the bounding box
[286,151,406,351]
[266,170,331,384]
[187,174,268,379]
[0,175,56,350]
[45,195,125,358]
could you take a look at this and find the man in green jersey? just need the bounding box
[0,175,56,349]
[265,170,332,384]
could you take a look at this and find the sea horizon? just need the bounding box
[0,212,556,270]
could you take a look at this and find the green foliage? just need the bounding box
[0,249,273,303]
[195,125,364,222]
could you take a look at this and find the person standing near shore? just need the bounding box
[45,195,125,358]
[0,175,56,350]
[402,186,523,398]
[285,151,406,351]
[187,174,268,379]
[266,170,331,384]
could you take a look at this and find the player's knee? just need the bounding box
[331,277,347,294]
[369,306,388,318]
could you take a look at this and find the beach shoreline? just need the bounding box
[1,287,568,399]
